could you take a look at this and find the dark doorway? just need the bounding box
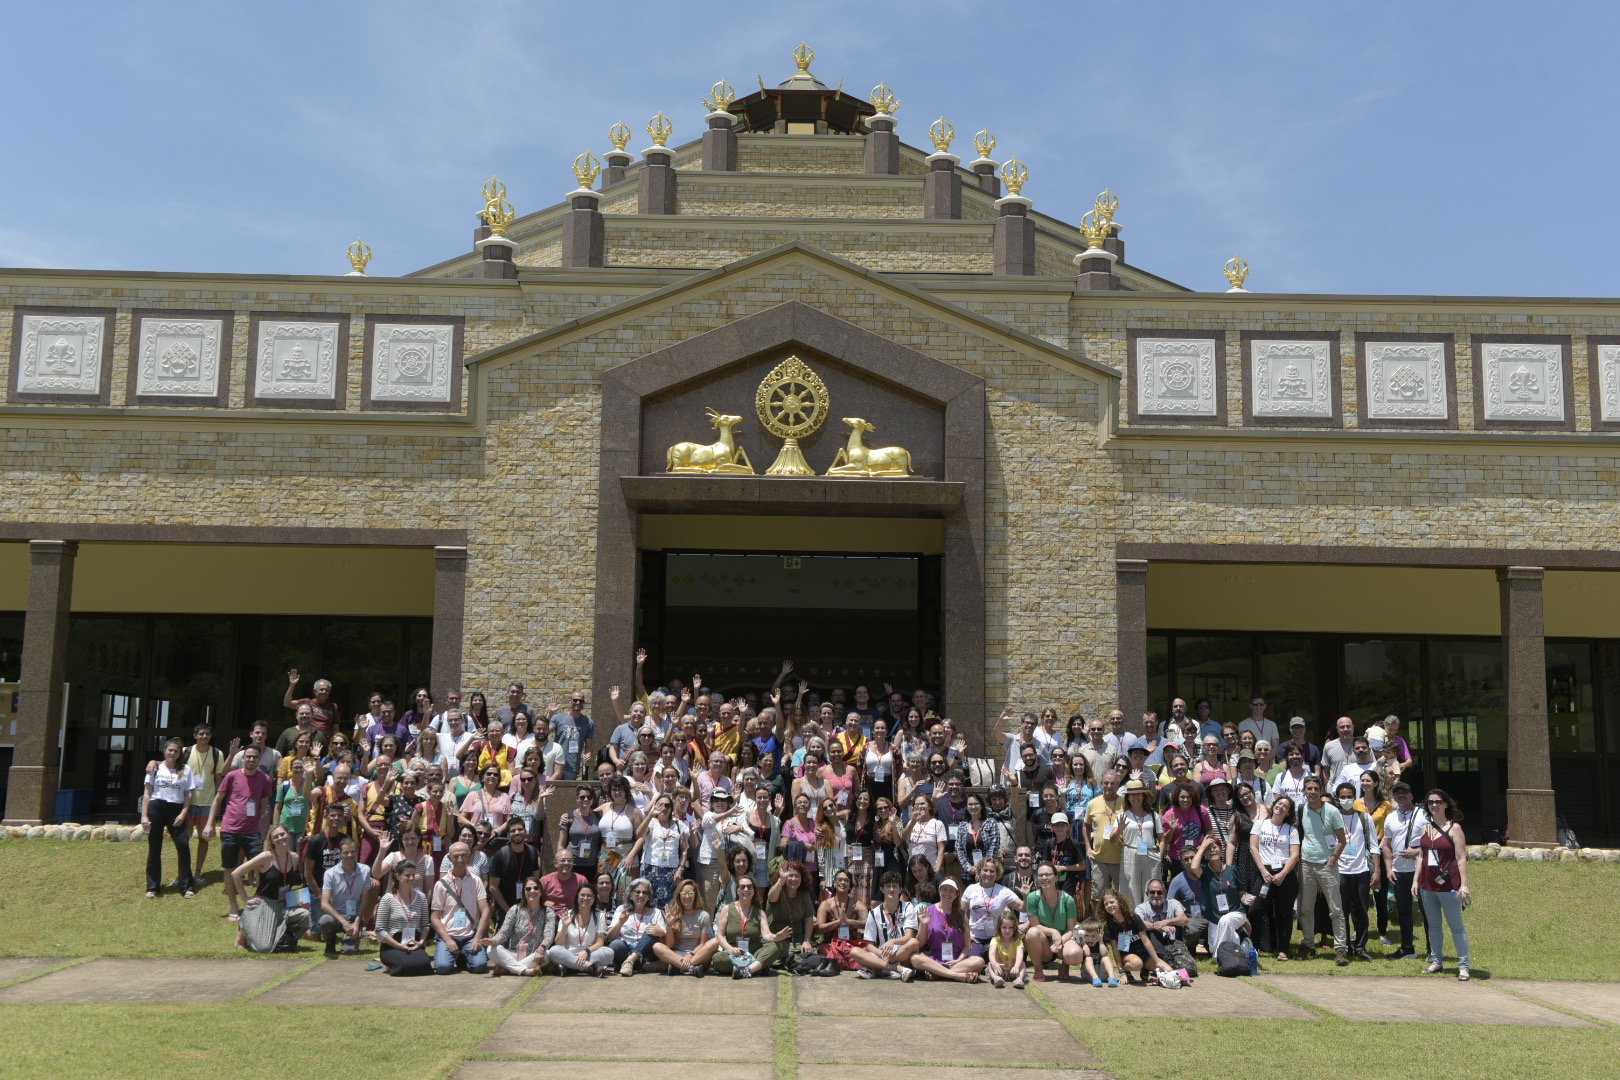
[638,550,938,697]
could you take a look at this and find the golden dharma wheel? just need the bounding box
[756,355,828,440]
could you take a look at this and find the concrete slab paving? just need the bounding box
[527,972,776,1013]
[457,1064,773,1080]
[0,958,74,985]
[0,958,299,1004]
[796,976,1045,1017]
[1042,976,1315,1020]
[256,960,526,1007]
[479,1012,776,1060]
[1494,980,1620,1025]
[797,1016,1098,1066]
[802,1067,1114,1080]
[1260,974,1595,1027]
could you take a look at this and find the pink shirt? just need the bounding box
[216,769,273,834]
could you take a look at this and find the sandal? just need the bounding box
[182,891,196,899]
[1423,963,1443,975]
[1276,952,1289,962]
[145,891,157,900]
[1457,968,1471,982]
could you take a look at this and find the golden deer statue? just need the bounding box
[825,417,913,478]
[666,408,755,474]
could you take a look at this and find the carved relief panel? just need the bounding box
[250,316,346,407]
[1248,338,1335,421]
[1591,340,1620,427]
[363,318,463,411]
[1473,337,1572,428]
[1134,337,1218,418]
[1362,339,1451,425]
[132,312,230,404]
[12,310,111,400]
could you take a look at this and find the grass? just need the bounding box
[5,840,1616,977]
[0,1004,500,1080]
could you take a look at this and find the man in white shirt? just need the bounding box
[1001,708,1057,776]
[1237,697,1280,750]
[1076,719,1115,787]
[437,709,476,772]
[531,717,567,784]
[428,689,464,733]
[1102,710,1133,759]
[1379,782,1430,961]
[1332,737,1379,789]
[1319,716,1358,782]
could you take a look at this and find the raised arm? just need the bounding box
[283,669,302,711]
[634,648,650,703]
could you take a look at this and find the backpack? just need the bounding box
[1215,941,1249,977]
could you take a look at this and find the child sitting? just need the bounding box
[1079,917,1118,988]
[986,907,1026,989]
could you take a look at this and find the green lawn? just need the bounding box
[3,839,1614,978]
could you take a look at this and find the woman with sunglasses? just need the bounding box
[508,764,545,847]
[460,764,511,833]
[558,784,604,885]
[1415,788,1470,979]
[654,878,719,975]
[626,793,686,907]
[714,876,780,978]
[486,870,552,977]
[606,876,665,976]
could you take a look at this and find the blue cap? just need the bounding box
[1128,737,1150,753]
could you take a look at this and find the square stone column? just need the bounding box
[1116,559,1149,726]
[923,153,962,220]
[864,116,900,174]
[3,540,77,825]
[638,147,678,215]
[561,191,606,268]
[1498,566,1556,845]
[432,546,467,705]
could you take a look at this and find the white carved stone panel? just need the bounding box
[136,317,224,398]
[369,323,454,404]
[1365,342,1448,421]
[1250,339,1333,418]
[1134,337,1218,417]
[17,314,105,395]
[255,321,340,400]
[1480,342,1564,421]
[1595,345,1620,422]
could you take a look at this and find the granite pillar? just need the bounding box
[1075,249,1121,292]
[701,112,738,171]
[472,236,519,279]
[3,540,77,825]
[923,153,962,220]
[639,147,677,215]
[1104,225,1126,264]
[1499,566,1556,845]
[864,116,900,175]
[970,158,1001,196]
[1115,559,1149,729]
[603,150,632,188]
[993,196,1035,276]
[431,546,467,706]
[561,190,606,268]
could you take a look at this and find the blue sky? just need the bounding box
[2,1,1616,296]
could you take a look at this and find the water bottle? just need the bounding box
[1246,945,1259,976]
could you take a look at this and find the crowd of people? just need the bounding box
[138,660,1473,983]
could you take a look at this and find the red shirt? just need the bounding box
[293,698,342,736]
[539,871,582,916]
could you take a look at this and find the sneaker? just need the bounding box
[1301,947,1318,961]
[324,943,338,957]
[899,967,915,983]
[691,966,707,979]
[662,964,677,976]
[887,970,904,980]
[990,973,1005,988]
[1335,949,1350,967]
[1011,976,1024,988]
[1354,947,1373,962]
[732,965,745,980]
[858,968,877,979]
[738,966,754,979]
[1388,948,1414,961]
[619,956,637,977]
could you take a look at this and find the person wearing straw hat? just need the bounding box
[1108,778,1163,909]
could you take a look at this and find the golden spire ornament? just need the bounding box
[607,122,632,152]
[1079,189,1119,250]
[647,112,673,147]
[479,176,515,236]
[702,80,736,113]
[573,151,602,191]
[973,129,997,160]
[793,42,815,74]
[999,158,1028,196]
[870,83,900,116]
[928,117,956,154]
[1224,256,1251,292]
[345,238,372,275]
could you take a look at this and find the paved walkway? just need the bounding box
[1,957,1613,1077]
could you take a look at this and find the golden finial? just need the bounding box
[928,117,956,154]
[481,176,507,204]
[345,238,372,275]
[870,83,900,116]
[478,176,515,236]
[793,43,815,74]
[999,158,1028,196]
[1224,256,1251,291]
[702,80,736,113]
[1079,189,1119,250]
[607,123,632,153]
[973,129,997,160]
[573,151,602,191]
[647,112,673,147]
[1094,189,1120,221]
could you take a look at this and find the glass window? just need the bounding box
[1173,635,1251,729]
[323,619,404,721]
[235,617,320,734]
[0,613,23,682]
[1341,639,1422,749]
[1428,640,1505,754]
[1259,636,1316,732]
[1600,643,1620,752]
[407,621,433,703]
[1147,634,1169,718]
[148,618,232,735]
[1546,643,1595,754]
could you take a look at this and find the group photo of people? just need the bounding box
[138,656,1473,985]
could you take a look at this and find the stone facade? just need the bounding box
[2,109,1618,837]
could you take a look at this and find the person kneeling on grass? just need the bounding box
[374,861,433,976]
[232,824,312,953]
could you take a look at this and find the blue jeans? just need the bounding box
[434,936,489,974]
[610,936,660,965]
[1419,889,1468,967]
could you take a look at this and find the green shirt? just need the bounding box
[768,888,814,945]
[1024,888,1077,932]
[1300,802,1343,864]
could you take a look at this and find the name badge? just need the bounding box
[286,886,311,908]
[1028,792,1041,808]
[1426,849,1440,867]
[850,844,865,861]
[1118,932,1131,952]
[432,836,443,852]
[875,851,885,867]
[401,927,417,945]
[1190,903,1203,918]
[245,800,257,816]
[576,841,591,858]
[514,882,524,900]
[754,841,768,863]
[344,900,359,918]
[737,937,750,953]
[1215,894,1230,914]
[838,926,850,940]
[837,790,850,807]
[941,941,954,963]
[450,909,469,931]
[568,739,579,755]
[1136,839,1150,856]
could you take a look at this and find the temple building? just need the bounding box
[1,47,1616,845]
